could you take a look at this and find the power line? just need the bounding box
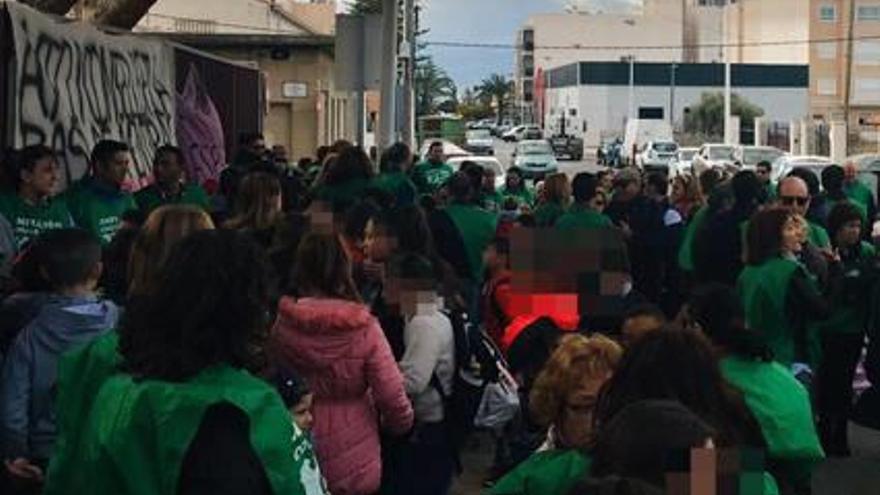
[425,34,880,51]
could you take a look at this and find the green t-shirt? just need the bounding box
[64,178,137,245]
[0,192,74,249]
[678,205,709,272]
[807,222,830,249]
[555,205,614,230]
[845,180,873,213]
[445,203,498,281]
[499,185,535,208]
[134,183,211,216]
[481,190,505,213]
[720,357,824,488]
[489,450,591,495]
[411,161,454,194]
[534,202,567,227]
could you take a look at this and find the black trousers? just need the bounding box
[817,332,865,455]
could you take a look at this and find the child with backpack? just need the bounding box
[0,229,119,488]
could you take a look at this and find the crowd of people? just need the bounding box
[0,134,878,495]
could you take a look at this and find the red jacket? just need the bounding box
[499,293,581,351]
[482,270,513,346]
[271,297,413,495]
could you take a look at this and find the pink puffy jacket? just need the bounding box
[271,297,414,495]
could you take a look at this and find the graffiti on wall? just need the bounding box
[8,3,175,187]
[176,65,226,185]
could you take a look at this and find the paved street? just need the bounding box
[491,138,606,179]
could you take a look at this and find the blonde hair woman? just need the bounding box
[534,173,572,227]
[128,205,214,296]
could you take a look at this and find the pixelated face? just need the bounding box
[836,219,862,248]
[154,151,183,186]
[99,151,131,186]
[384,276,438,316]
[364,220,398,262]
[559,373,608,448]
[22,156,60,197]
[781,216,804,254]
[428,144,444,163]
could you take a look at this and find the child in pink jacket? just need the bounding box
[271,232,413,495]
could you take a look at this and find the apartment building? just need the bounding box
[514,0,687,124]
[810,0,880,148]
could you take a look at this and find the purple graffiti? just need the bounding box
[176,65,226,185]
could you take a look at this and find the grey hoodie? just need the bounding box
[0,294,119,459]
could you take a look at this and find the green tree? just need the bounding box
[684,92,765,138]
[347,0,383,14]
[415,59,457,115]
[476,74,514,124]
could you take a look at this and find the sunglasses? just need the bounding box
[779,196,809,207]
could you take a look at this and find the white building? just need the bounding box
[543,61,810,148]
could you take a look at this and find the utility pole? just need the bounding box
[723,4,732,145]
[379,0,399,150]
[843,0,856,151]
[670,63,677,129]
[627,55,636,122]
[401,0,416,149]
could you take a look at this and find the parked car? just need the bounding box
[417,140,471,162]
[512,140,558,180]
[769,155,833,184]
[448,156,506,189]
[598,138,624,167]
[636,140,679,171]
[735,145,786,170]
[669,147,698,177]
[550,133,584,161]
[503,125,542,142]
[464,129,495,155]
[493,120,514,137]
[622,119,673,165]
[692,144,737,178]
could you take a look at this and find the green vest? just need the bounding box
[678,205,709,272]
[481,190,505,213]
[845,180,873,212]
[807,222,830,249]
[488,450,591,495]
[445,203,498,281]
[555,205,613,230]
[0,192,73,249]
[134,183,211,216]
[720,357,824,488]
[370,172,417,206]
[737,257,803,366]
[534,202,567,227]
[45,354,320,495]
[411,161,454,194]
[64,178,137,245]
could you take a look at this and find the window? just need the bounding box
[854,78,880,103]
[819,4,837,22]
[816,41,837,60]
[816,77,837,96]
[855,41,880,65]
[857,5,880,21]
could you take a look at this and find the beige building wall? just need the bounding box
[724,0,810,64]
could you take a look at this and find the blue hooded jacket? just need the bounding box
[0,295,119,459]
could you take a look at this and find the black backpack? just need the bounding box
[431,310,509,463]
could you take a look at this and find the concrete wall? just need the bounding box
[134,0,311,35]
[546,83,809,147]
[725,0,810,65]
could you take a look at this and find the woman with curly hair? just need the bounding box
[44,230,325,495]
[490,334,622,495]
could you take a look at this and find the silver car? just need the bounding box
[513,140,559,180]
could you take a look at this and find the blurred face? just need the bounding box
[589,191,608,212]
[364,220,397,262]
[428,144,444,163]
[98,151,131,186]
[781,216,804,254]
[670,180,685,202]
[250,138,266,155]
[756,166,771,184]
[483,244,506,273]
[154,151,183,187]
[777,178,810,216]
[384,277,438,316]
[291,393,314,432]
[599,173,613,192]
[507,173,522,189]
[836,219,862,248]
[559,373,609,449]
[844,163,858,182]
[22,156,60,198]
[483,171,496,191]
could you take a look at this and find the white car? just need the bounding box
[636,141,679,171]
[735,146,786,170]
[502,125,542,142]
[769,155,833,184]
[447,156,506,189]
[464,129,494,155]
[512,140,558,180]
[417,140,471,161]
[692,144,737,178]
[669,147,698,177]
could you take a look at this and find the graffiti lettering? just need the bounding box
[9,3,175,188]
[176,65,226,185]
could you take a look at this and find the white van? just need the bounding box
[621,120,673,165]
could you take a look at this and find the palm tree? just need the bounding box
[347,0,383,14]
[477,74,513,124]
[415,59,457,116]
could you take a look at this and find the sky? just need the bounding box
[420,0,640,89]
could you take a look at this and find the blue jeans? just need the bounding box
[382,421,455,495]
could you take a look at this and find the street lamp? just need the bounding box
[622,19,637,123]
[669,63,678,129]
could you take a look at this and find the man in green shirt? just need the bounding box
[411,141,454,195]
[65,140,138,245]
[0,145,73,251]
[756,160,776,202]
[556,173,613,230]
[135,145,210,216]
[843,162,876,228]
